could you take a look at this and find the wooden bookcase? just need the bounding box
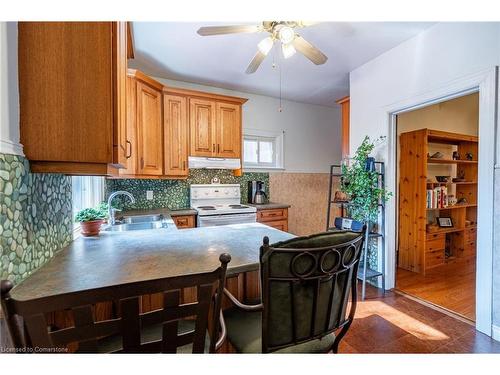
[398,129,478,275]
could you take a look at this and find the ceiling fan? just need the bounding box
[197,21,328,74]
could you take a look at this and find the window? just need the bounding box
[72,176,105,231]
[243,129,284,170]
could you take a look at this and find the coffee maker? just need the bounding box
[248,181,267,204]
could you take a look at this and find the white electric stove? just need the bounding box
[190,184,257,227]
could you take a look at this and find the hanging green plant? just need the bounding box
[341,136,392,222]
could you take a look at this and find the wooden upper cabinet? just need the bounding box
[216,102,241,158]
[164,94,189,177]
[136,81,163,176]
[18,22,128,175]
[119,70,164,178]
[189,98,216,157]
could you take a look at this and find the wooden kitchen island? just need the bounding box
[6,223,294,353]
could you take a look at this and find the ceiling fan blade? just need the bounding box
[296,21,320,28]
[197,25,261,36]
[292,35,328,65]
[245,51,266,74]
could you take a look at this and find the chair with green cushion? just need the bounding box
[223,230,364,353]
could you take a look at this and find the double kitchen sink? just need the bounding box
[104,214,175,232]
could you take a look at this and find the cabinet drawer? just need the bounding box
[425,249,445,268]
[425,234,445,252]
[173,215,196,229]
[257,208,288,222]
[262,219,288,232]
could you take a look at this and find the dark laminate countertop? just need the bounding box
[10,223,294,301]
[121,208,197,217]
[248,202,291,210]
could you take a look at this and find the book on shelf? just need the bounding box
[426,186,448,209]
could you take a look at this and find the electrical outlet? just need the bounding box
[146,190,154,200]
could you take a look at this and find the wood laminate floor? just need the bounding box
[395,258,476,320]
[339,285,500,353]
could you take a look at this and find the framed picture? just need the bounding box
[437,217,453,228]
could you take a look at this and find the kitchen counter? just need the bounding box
[10,223,294,301]
[120,207,197,217]
[248,202,291,210]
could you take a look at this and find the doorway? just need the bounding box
[395,93,479,321]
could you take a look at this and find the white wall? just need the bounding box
[350,23,500,152]
[0,22,22,156]
[349,22,500,336]
[151,76,341,173]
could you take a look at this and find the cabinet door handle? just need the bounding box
[140,157,144,170]
[183,160,187,170]
[126,140,132,159]
[217,144,220,153]
[212,143,215,153]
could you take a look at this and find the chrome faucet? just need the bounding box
[107,191,136,226]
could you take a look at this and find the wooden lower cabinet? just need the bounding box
[257,208,289,232]
[172,215,196,229]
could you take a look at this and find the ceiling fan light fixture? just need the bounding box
[281,43,296,59]
[278,26,295,45]
[257,37,274,56]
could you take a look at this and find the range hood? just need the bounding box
[188,156,241,169]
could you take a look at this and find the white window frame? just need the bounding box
[72,176,105,237]
[243,128,285,171]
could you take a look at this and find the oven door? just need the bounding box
[197,213,257,227]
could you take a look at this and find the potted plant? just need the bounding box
[340,136,392,227]
[75,207,106,237]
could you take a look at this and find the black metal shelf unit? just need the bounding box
[326,162,386,300]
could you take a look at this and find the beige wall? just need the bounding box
[269,172,340,236]
[397,93,479,137]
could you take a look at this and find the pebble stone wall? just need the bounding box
[0,153,73,283]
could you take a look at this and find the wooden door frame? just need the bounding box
[381,67,497,337]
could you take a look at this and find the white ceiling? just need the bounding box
[130,22,435,107]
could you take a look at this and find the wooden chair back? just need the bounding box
[259,233,363,353]
[1,253,231,353]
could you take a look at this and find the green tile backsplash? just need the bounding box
[105,169,269,210]
[0,153,73,283]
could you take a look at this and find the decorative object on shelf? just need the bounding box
[452,151,460,160]
[465,220,472,227]
[75,207,106,236]
[457,197,468,205]
[452,177,466,183]
[453,170,467,183]
[437,217,453,228]
[426,223,439,233]
[364,157,376,172]
[435,175,450,183]
[430,151,444,159]
[332,217,364,232]
[465,152,474,161]
[340,136,392,222]
[447,195,457,206]
[333,191,350,203]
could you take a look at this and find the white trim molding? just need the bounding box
[381,66,497,337]
[493,325,500,342]
[0,139,24,156]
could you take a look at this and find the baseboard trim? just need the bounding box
[0,140,24,156]
[492,325,500,342]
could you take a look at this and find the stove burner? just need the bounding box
[197,206,216,210]
[229,204,249,209]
